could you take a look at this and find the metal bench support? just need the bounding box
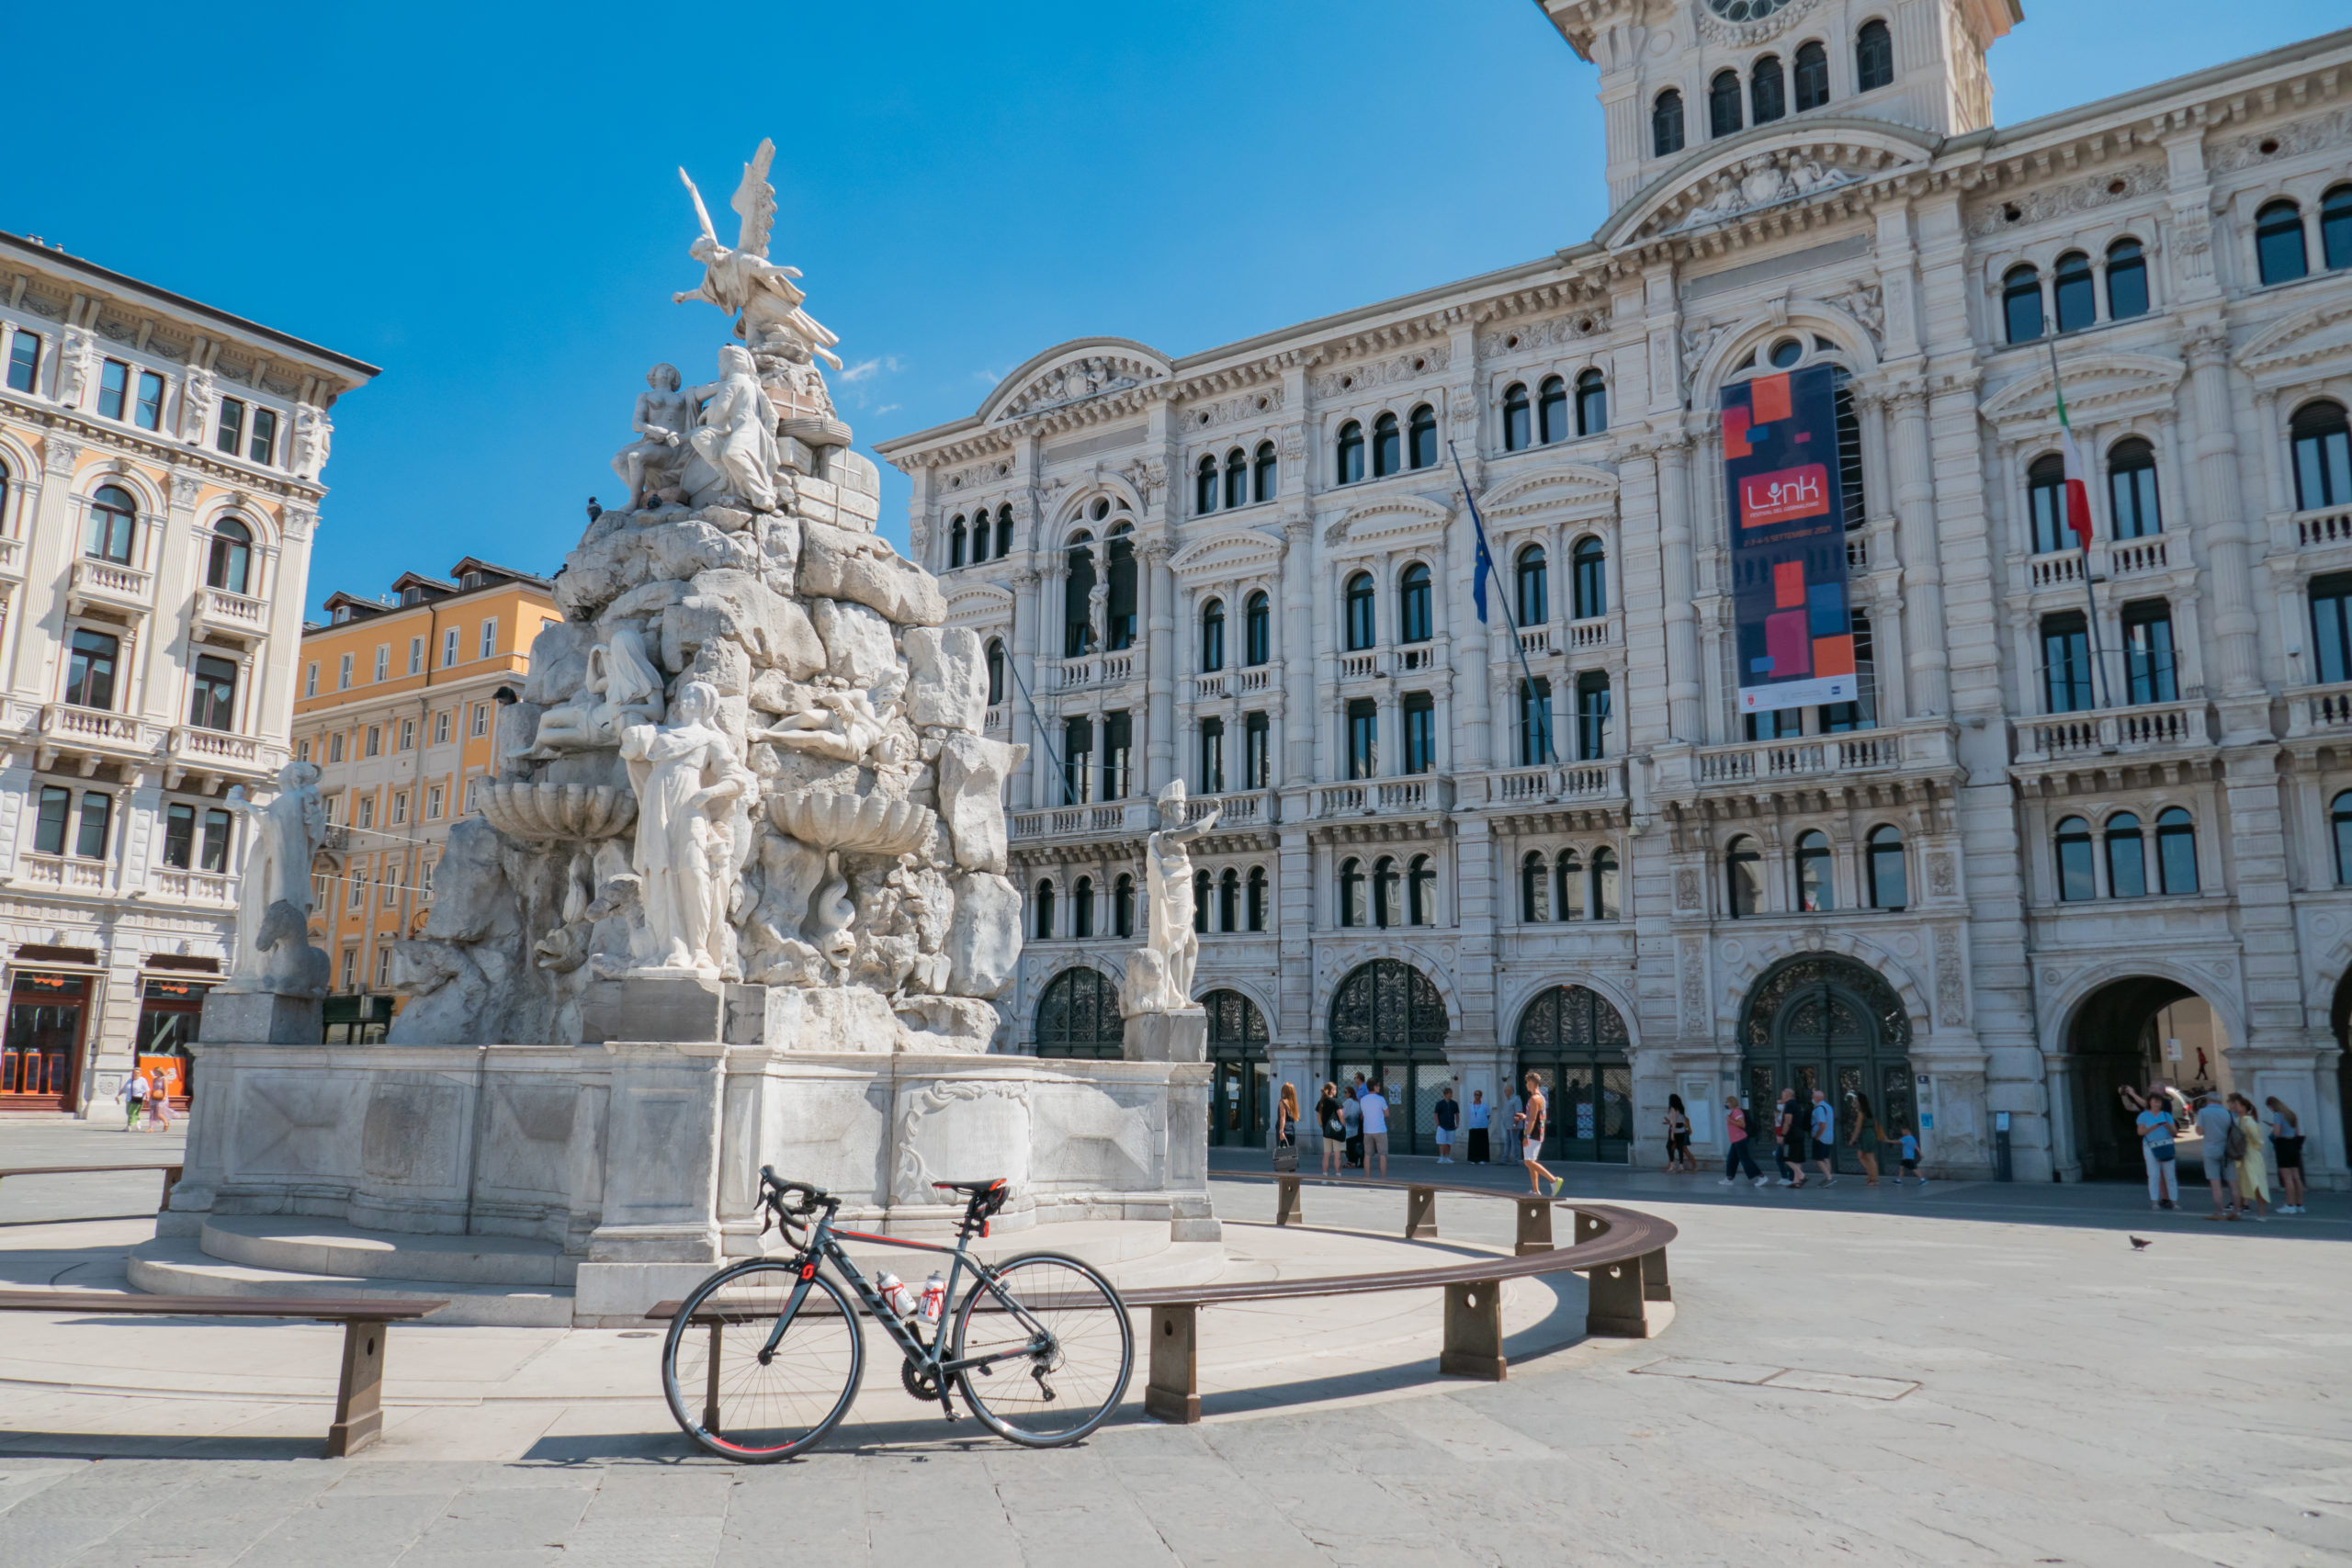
[1144,1303,1201,1424]
[326,1318,392,1457]
[1439,1280,1507,1381]
[1584,1254,1651,1338]
[1404,1184,1439,1239]
[1274,1175,1303,1227]
[1514,1199,1554,1255]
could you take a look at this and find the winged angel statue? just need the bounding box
[674,139,843,370]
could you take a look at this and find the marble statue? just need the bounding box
[685,345,782,512]
[1129,780,1216,1013]
[179,366,217,446]
[291,403,333,479]
[220,761,330,996]
[1087,576,1109,656]
[620,680,757,976]
[611,364,694,509]
[674,139,843,370]
[520,625,665,759]
[755,681,899,764]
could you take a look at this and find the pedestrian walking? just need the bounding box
[1341,1087,1363,1169]
[1521,1071,1563,1198]
[2266,1097,2306,1213]
[1433,1082,1459,1163]
[1502,1088,1524,1165]
[1360,1077,1391,1178]
[1664,1095,1694,1174]
[1894,1123,1923,1186]
[1465,1089,1491,1166]
[119,1070,148,1132]
[2118,1083,2179,1210]
[1272,1083,1299,1171]
[150,1081,175,1133]
[2228,1093,2271,1221]
[1719,1093,1765,1186]
[1846,1091,1884,1186]
[1772,1089,1805,1187]
[2191,1091,2239,1221]
[1807,1088,1838,1186]
[1317,1083,1346,1177]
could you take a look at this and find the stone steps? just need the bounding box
[196,1215,578,1287]
[125,1235,576,1329]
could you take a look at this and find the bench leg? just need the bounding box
[1575,1209,1606,1247]
[1439,1280,1507,1381]
[1585,1255,1651,1338]
[704,1320,724,1434]
[1405,1184,1438,1239]
[326,1318,390,1458]
[1514,1199,1554,1256]
[1643,1247,1671,1303]
[1143,1303,1200,1424]
[1274,1175,1302,1227]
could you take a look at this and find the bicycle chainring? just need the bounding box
[900,1357,942,1403]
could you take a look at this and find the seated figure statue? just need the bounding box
[520,625,666,760]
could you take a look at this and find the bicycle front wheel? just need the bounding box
[662,1259,864,1461]
[952,1251,1133,1447]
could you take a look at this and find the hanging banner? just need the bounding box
[1723,363,1857,716]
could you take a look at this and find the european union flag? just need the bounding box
[1472,516,1492,624]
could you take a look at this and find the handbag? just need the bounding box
[1272,1138,1298,1172]
[2153,1141,2177,1163]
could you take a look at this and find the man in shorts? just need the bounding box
[2192,1092,2238,1220]
[1359,1076,1391,1178]
[1433,1082,1458,1164]
[1809,1087,1838,1187]
[1521,1071,1564,1198]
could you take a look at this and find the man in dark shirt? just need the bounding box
[1773,1088,1808,1189]
[1434,1083,1459,1164]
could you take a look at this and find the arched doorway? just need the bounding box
[1328,959,1449,1156]
[1514,985,1633,1163]
[1034,967,1123,1059]
[2066,977,2231,1179]
[1204,988,1269,1147]
[1739,955,1915,1175]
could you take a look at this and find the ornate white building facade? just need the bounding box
[876,4,2352,1187]
[0,231,374,1113]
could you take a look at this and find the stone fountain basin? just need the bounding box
[767,787,934,856]
[480,782,638,841]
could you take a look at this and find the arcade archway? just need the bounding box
[1739,954,1915,1175]
[2064,977,2224,1180]
[1034,966,1123,1059]
[1204,988,1269,1148]
[1327,959,1449,1156]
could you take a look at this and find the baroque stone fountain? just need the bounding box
[153,142,1215,1325]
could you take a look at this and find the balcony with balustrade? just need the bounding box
[1052,650,1138,692]
[66,558,154,619]
[1471,761,1628,808]
[2023,536,2177,602]
[13,853,110,897]
[1309,776,1455,820]
[2011,699,2213,768]
[1009,799,1148,844]
[2287,503,2352,554]
[149,868,236,908]
[167,725,278,784]
[193,586,271,640]
[35,704,159,771]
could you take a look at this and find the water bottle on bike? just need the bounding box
[918,1271,945,1325]
[876,1271,918,1319]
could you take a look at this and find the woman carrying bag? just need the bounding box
[1317,1083,1347,1177]
[1272,1082,1300,1172]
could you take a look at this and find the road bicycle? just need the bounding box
[660,1168,1134,1461]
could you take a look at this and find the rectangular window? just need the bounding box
[1347,698,1378,780]
[1062,716,1093,805]
[163,802,197,869]
[341,948,356,992]
[33,786,71,855]
[425,784,444,819]
[65,627,119,709]
[249,407,277,465]
[421,856,436,896]
[313,872,331,908]
[98,358,129,419]
[216,397,246,456]
[1243,711,1271,789]
[1747,706,1802,740]
[297,739,310,762]
[338,652,353,690]
[434,710,451,745]
[1199,716,1225,794]
[187,654,238,730]
[328,731,345,763]
[200,807,232,873]
[1102,709,1132,799]
[304,662,318,698]
[480,619,498,660]
[2121,600,2177,705]
[1518,678,1552,767]
[408,637,424,676]
[443,628,459,668]
[364,726,381,759]
[374,645,389,682]
[383,863,401,906]
[399,718,415,751]
[356,795,375,829]
[469,704,489,739]
[133,370,164,430]
[1576,672,1611,761]
[375,946,391,988]
[463,775,482,813]
[1402,692,1435,774]
[391,791,409,826]
[74,791,111,859]
[6,330,40,393]
[2312,572,2352,685]
[1818,613,1879,732]
[2042,612,2094,713]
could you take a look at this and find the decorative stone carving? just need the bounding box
[290,403,333,479]
[612,363,693,509]
[520,625,665,759]
[766,788,933,856]
[621,681,757,976]
[673,139,842,372]
[1935,926,1966,1027]
[179,366,217,446]
[1963,163,2165,238]
[1125,781,1216,1015]
[684,346,783,512]
[479,783,639,842]
[220,761,330,998]
[1670,153,1862,235]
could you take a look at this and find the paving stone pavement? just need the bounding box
[4,1121,2350,1565]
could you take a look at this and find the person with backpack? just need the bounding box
[2191,1091,2239,1221]
[1341,1082,1363,1169]
[1718,1092,1765,1187]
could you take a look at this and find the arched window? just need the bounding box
[995,504,1014,558]
[1652,89,1685,156]
[1372,412,1401,478]
[1253,440,1277,502]
[1770,337,1803,368]
[1340,857,1365,928]
[2027,453,2072,555]
[1034,965,1123,1058]
[1520,851,1548,922]
[1244,592,1270,665]
[1398,563,1432,643]
[1867,826,1907,909]
[1555,849,1585,921]
[2292,400,2352,511]
[948,515,967,569]
[1034,879,1057,939]
[2257,198,2309,286]
[1575,369,1607,435]
[2325,185,2352,272]
[1247,865,1268,931]
[208,518,254,594]
[1407,403,1437,470]
[1855,18,1894,91]
[1073,875,1095,939]
[2003,264,2044,344]
[2332,792,2352,884]
[1502,382,1531,451]
[86,484,138,565]
[2105,812,2147,898]
[1345,572,1376,650]
[1219,867,1240,933]
[1570,536,1606,619]
[1201,599,1226,671]
[1538,376,1568,444]
[1336,420,1364,485]
[1591,847,1621,919]
[1193,869,1211,934]
[1223,447,1247,510]
[1793,40,1829,111]
[1833,366,1865,528]
[1794,829,1834,912]
[1727,836,1763,918]
[2055,816,2095,901]
[1195,455,1218,515]
[1372,856,1399,929]
[2107,238,2150,320]
[2053,250,2096,333]
[0,460,10,535]
[1106,525,1137,650]
[2156,807,2198,895]
[1063,534,1095,656]
[1751,55,1786,124]
[985,638,1006,705]
[1114,874,1135,939]
[1516,544,1549,625]
[1710,70,1743,137]
[65,627,119,710]
[1407,855,1433,926]
[2108,438,2160,539]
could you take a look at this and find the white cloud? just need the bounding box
[973,367,1007,386]
[838,355,902,385]
[874,403,901,416]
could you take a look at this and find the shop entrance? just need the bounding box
[1,972,92,1111]
[135,976,210,1105]
[1738,955,1915,1176]
[1204,989,1269,1147]
[1328,959,1450,1157]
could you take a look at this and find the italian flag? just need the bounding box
[2053,358,2096,550]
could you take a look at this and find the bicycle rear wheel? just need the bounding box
[951,1251,1133,1447]
[662,1259,864,1461]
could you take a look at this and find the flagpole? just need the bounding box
[1448,439,1560,768]
[2048,338,2112,713]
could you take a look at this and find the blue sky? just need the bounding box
[8,1,2343,613]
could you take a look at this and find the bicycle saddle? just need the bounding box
[930,1179,1005,1197]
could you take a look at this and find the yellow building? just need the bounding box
[293,557,558,1032]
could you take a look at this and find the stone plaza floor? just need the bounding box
[0,1118,2347,1565]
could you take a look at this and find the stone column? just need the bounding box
[1011,568,1041,809]
[1455,510,1492,770]
[1888,386,1951,717]
[2184,323,2265,730]
[1657,434,1701,742]
[1144,540,1175,792]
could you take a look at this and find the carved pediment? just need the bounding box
[1326,493,1453,552]
[1979,350,2185,431]
[1479,463,1619,522]
[1600,119,1935,248]
[979,337,1172,424]
[1170,526,1285,581]
[944,581,1012,626]
[2239,298,2352,387]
